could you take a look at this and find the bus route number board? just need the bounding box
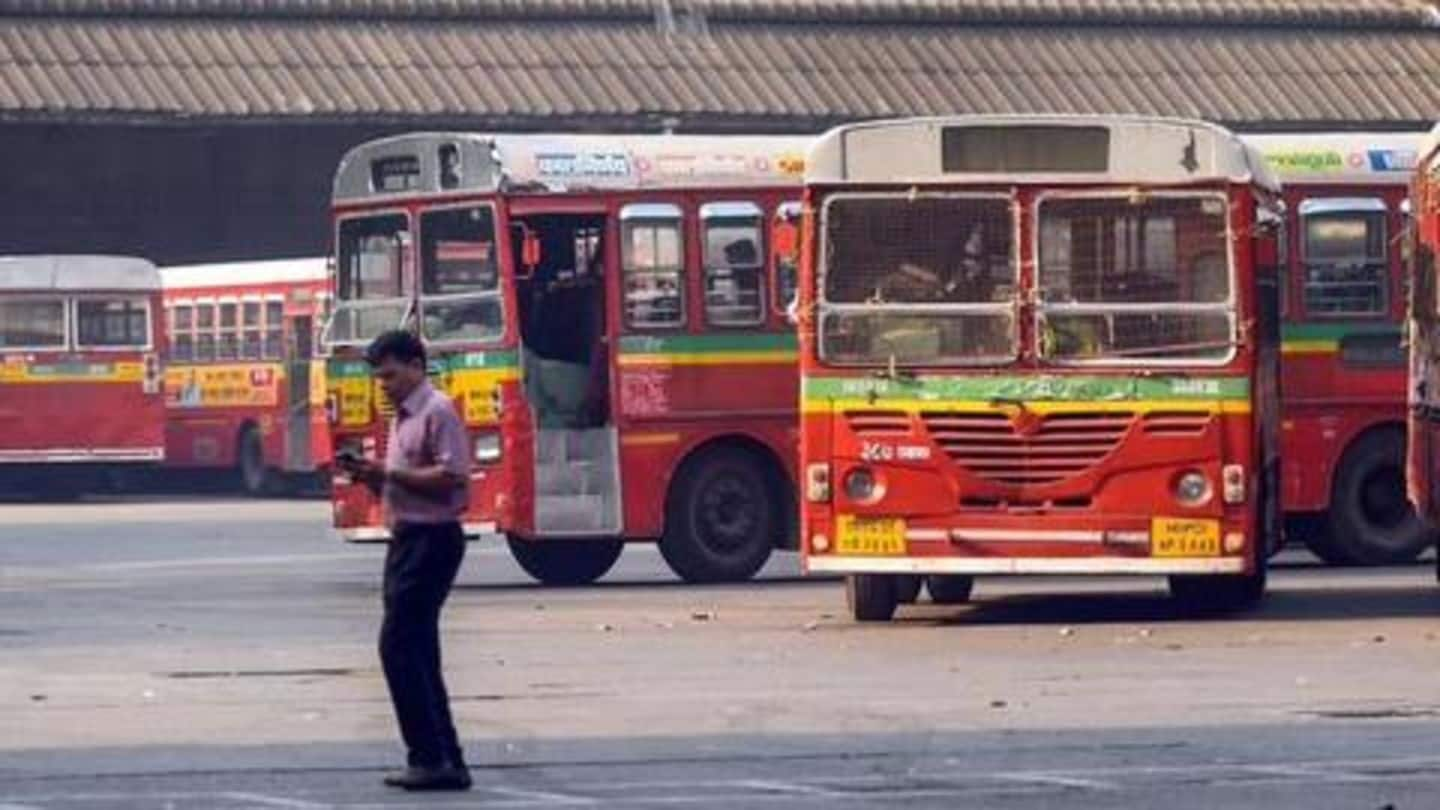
[835,515,906,556]
[1151,517,1220,557]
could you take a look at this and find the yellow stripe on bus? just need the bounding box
[1280,341,1338,355]
[621,432,683,447]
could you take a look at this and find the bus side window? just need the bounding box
[75,297,151,349]
[241,300,263,360]
[264,299,284,359]
[1299,197,1387,318]
[620,203,685,330]
[171,302,195,361]
[195,302,216,362]
[216,301,239,360]
[700,201,765,327]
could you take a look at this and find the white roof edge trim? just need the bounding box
[0,255,160,292]
[807,115,1280,193]
[160,258,328,290]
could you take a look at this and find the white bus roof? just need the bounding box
[0,255,160,292]
[806,115,1280,192]
[333,132,811,203]
[161,257,327,290]
[1242,132,1424,185]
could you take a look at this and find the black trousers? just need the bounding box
[381,521,466,767]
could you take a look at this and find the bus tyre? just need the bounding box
[237,425,271,496]
[925,575,975,605]
[894,575,923,604]
[507,536,623,586]
[660,447,777,584]
[1314,431,1435,566]
[846,575,898,622]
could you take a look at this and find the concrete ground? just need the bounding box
[1,497,1437,808]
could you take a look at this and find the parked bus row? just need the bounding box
[0,255,329,498]
[318,121,1435,610]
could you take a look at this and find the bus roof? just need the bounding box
[1242,132,1424,185]
[333,132,811,204]
[161,257,327,290]
[0,255,160,292]
[806,115,1280,192]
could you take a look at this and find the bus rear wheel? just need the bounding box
[507,535,623,586]
[846,574,899,622]
[894,575,923,604]
[1312,431,1435,566]
[237,425,272,496]
[660,447,777,584]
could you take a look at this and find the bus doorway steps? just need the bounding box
[534,427,621,536]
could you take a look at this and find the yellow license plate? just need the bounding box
[1151,517,1221,557]
[835,515,907,556]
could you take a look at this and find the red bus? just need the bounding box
[324,133,808,584]
[0,255,165,495]
[160,259,331,494]
[1405,124,1440,581]
[1246,133,1433,565]
[796,116,1284,621]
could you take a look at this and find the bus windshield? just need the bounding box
[1037,193,1234,363]
[419,205,503,344]
[818,194,1016,366]
[0,298,66,349]
[326,213,412,345]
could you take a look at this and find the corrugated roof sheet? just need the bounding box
[5,0,1437,27]
[0,2,1437,127]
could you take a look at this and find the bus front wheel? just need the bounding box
[846,574,899,622]
[660,447,777,583]
[507,535,623,586]
[925,575,975,605]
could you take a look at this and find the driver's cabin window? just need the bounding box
[621,203,685,330]
[1300,198,1388,317]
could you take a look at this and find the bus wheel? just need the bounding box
[1314,431,1435,566]
[846,575,898,622]
[237,426,271,496]
[660,447,776,583]
[894,575,923,604]
[507,535,623,586]
[925,575,975,605]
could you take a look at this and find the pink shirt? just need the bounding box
[383,380,470,527]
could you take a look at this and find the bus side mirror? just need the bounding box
[513,226,542,281]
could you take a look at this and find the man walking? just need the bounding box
[338,330,472,792]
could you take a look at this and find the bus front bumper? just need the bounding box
[806,556,1246,575]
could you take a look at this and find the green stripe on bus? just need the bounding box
[1280,323,1400,341]
[617,333,798,354]
[801,374,1251,402]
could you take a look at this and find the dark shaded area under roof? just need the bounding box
[0,0,1437,130]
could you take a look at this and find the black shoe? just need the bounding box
[383,767,421,788]
[396,764,472,792]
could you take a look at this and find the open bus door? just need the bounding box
[286,312,315,471]
[511,213,623,539]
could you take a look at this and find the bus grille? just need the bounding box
[844,410,911,435]
[1141,411,1213,436]
[920,411,1134,485]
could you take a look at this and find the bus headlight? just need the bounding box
[844,467,879,503]
[1173,470,1212,507]
[805,463,831,503]
[474,432,502,464]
